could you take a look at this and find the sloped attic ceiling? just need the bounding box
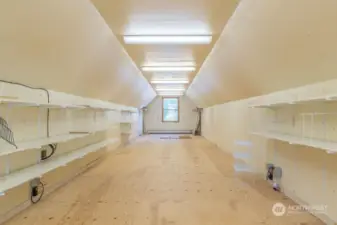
[0,0,155,107]
[90,0,239,94]
[187,0,337,107]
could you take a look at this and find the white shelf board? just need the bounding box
[249,102,293,108]
[40,104,85,109]
[69,125,115,135]
[0,99,116,110]
[0,99,38,107]
[0,133,88,157]
[0,138,119,193]
[251,131,337,153]
[0,125,117,157]
[81,104,118,111]
[249,95,337,108]
[120,120,134,124]
[121,109,137,113]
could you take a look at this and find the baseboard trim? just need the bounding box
[147,130,193,134]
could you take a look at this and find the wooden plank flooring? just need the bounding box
[4,135,324,225]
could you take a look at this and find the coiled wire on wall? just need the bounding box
[30,181,45,204]
[0,80,51,137]
[41,144,57,160]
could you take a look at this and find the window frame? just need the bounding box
[161,97,180,123]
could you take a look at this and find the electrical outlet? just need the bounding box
[31,186,39,197]
[30,177,41,197]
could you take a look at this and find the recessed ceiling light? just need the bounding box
[143,62,196,67]
[123,35,212,44]
[142,66,195,72]
[151,80,189,84]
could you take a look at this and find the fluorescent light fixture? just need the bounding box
[124,35,212,44]
[151,80,189,84]
[156,88,185,91]
[142,66,195,72]
[143,62,196,67]
[158,93,184,96]
[158,91,184,96]
[155,84,185,88]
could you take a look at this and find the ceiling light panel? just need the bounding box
[155,85,186,89]
[124,15,211,36]
[124,35,212,44]
[151,80,189,84]
[145,50,194,63]
[157,90,185,95]
[142,66,195,72]
[158,92,184,96]
[151,73,189,80]
[156,88,185,91]
[143,62,196,67]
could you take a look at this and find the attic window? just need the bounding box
[162,97,179,122]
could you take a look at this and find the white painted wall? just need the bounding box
[201,78,337,224]
[144,96,197,133]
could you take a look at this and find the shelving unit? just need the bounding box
[0,133,85,157]
[251,131,337,153]
[119,110,139,145]
[120,110,138,123]
[0,138,119,193]
[0,124,116,157]
[0,98,131,111]
[250,91,337,154]
[120,123,133,134]
[0,90,132,197]
[0,97,135,149]
[248,94,337,108]
[0,96,132,159]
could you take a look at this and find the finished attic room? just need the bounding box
[0,0,336,225]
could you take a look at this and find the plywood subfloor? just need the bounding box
[4,136,323,225]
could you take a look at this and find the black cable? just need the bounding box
[194,108,202,136]
[197,111,202,133]
[194,111,199,135]
[0,80,50,137]
[41,144,57,160]
[30,181,44,204]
